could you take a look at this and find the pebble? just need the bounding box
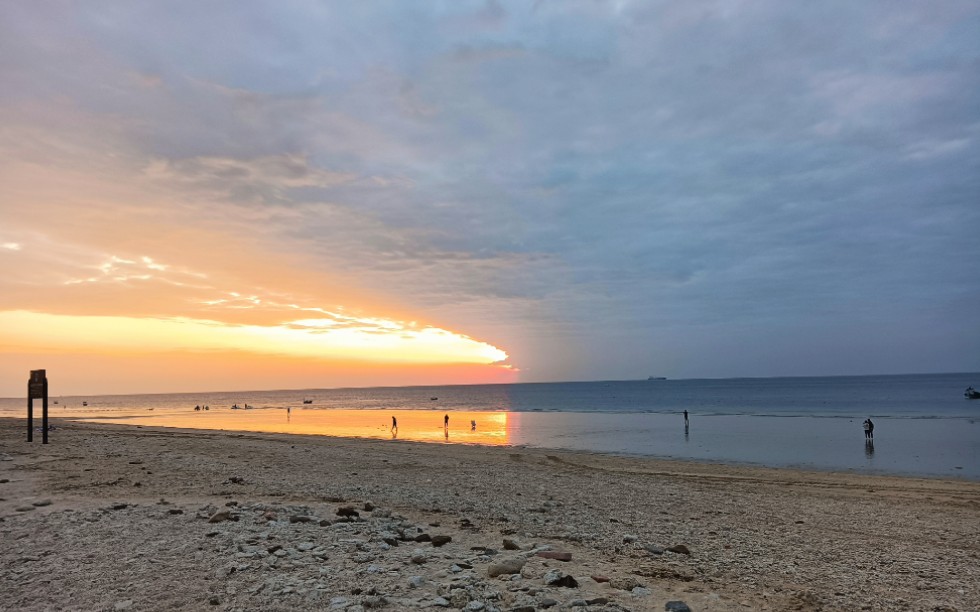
[666,544,690,555]
[431,535,452,547]
[609,576,642,591]
[665,602,693,612]
[488,557,526,577]
[32,499,53,507]
[465,602,486,611]
[536,551,571,561]
[631,586,652,596]
[208,510,232,523]
[543,569,578,588]
[502,538,521,550]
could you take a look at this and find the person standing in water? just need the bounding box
[444,414,449,429]
[867,418,874,440]
[683,410,689,427]
[863,418,872,440]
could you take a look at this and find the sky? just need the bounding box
[1,1,979,396]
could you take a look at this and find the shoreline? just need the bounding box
[17,408,979,482]
[2,417,979,611]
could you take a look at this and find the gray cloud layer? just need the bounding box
[2,0,978,380]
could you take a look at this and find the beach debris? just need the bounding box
[544,569,579,588]
[431,535,452,547]
[666,544,691,555]
[488,557,526,577]
[536,550,572,561]
[665,602,693,612]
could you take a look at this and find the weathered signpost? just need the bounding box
[27,369,49,444]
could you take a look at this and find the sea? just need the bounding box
[3,372,978,480]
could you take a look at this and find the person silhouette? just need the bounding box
[863,418,875,440]
[444,413,449,429]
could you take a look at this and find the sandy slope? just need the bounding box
[1,418,978,611]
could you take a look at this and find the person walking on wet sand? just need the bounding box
[444,414,449,429]
[391,415,398,432]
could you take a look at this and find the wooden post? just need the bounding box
[26,384,33,443]
[28,369,48,443]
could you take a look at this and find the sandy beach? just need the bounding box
[1,418,978,611]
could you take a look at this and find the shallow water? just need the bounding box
[4,373,979,479]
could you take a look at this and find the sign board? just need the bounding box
[29,369,46,399]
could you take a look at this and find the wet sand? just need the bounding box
[1,417,979,611]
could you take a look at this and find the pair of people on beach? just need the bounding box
[863,418,874,440]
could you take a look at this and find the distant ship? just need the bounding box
[647,376,667,381]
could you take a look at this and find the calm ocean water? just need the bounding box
[3,373,978,479]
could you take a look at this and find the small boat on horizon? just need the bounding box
[647,376,667,381]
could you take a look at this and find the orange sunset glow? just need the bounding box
[0,224,516,395]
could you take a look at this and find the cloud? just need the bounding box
[1,0,979,386]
